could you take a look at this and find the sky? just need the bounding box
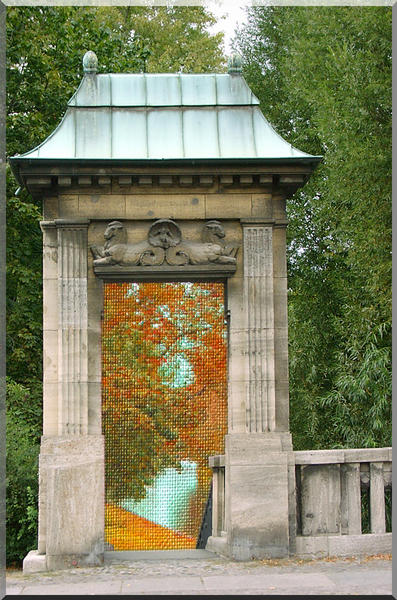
[204,1,249,54]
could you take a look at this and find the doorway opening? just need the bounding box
[102,282,227,550]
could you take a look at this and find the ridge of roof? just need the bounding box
[67,72,261,108]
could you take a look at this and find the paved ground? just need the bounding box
[5,552,393,596]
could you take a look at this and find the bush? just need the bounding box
[6,379,41,566]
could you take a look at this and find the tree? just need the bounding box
[105,6,226,74]
[234,6,392,449]
[6,379,41,564]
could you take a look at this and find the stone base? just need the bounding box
[223,432,295,561]
[105,549,215,562]
[23,550,47,573]
[37,435,105,569]
[22,548,105,573]
[46,550,104,571]
[295,533,392,559]
[205,535,228,557]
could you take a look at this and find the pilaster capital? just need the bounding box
[240,218,288,228]
[273,219,289,228]
[240,217,275,227]
[40,220,56,233]
[54,218,90,229]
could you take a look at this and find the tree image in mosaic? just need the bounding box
[102,282,227,550]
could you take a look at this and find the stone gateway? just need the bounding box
[9,52,322,571]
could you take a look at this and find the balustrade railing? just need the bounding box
[208,447,392,557]
[294,447,392,537]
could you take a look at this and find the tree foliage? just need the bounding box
[6,379,40,564]
[235,6,392,449]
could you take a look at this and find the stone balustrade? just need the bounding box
[208,447,392,558]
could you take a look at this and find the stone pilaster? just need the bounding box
[273,221,290,431]
[55,219,89,435]
[40,221,59,436]
[241,219,276,432]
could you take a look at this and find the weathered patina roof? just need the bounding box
[10,55,321,164]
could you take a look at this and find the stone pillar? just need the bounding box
[370,462,386,533]
[341,463,361,535]
[219,216,295,560]
[24,218,105,573]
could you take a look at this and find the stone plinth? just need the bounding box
[222,433,295,560]
[31,435,105,571]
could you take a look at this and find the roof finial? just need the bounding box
[228,52,243,75]
[83,50,98,74]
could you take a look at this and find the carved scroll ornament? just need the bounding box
[90,219,239,268]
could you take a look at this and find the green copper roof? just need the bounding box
[11,72,320,162]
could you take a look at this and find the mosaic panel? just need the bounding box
[102,282,227,550]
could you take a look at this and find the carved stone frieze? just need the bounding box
[90,219,239,278]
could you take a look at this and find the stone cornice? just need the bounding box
[93,264,236,281]
[12,161,314,199]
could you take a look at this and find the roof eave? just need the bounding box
[9,155,323,191]
[10,155,323,169]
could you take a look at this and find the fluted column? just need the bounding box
[55,219,89,435]
[242,219,276,432]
